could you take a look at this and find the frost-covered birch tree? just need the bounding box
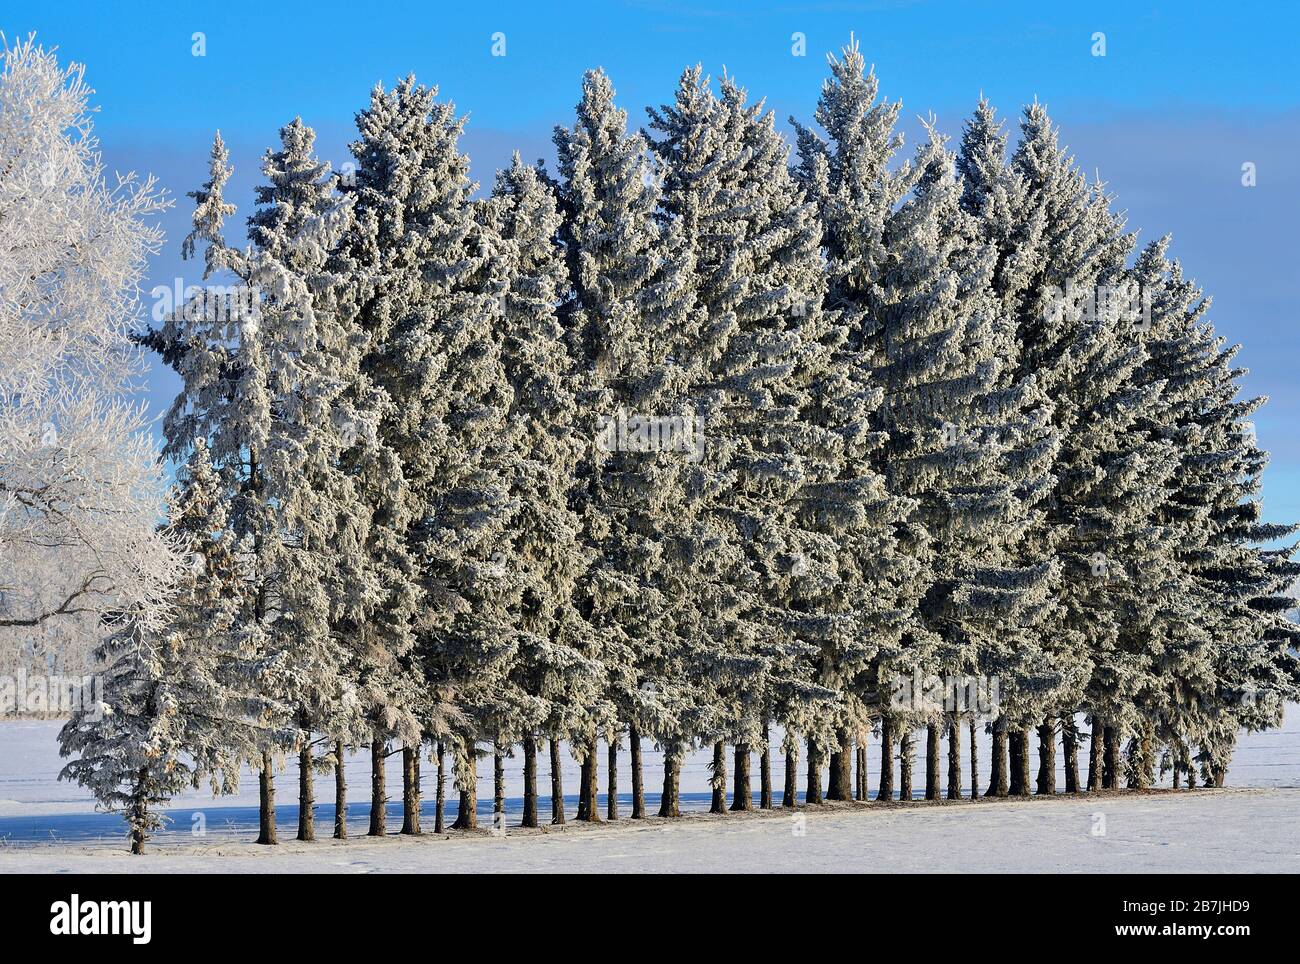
[0,38,180,647]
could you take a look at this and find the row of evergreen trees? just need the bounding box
[58,40,1299,853]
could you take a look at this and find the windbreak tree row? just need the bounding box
[45,40,1299,853]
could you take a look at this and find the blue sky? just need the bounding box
[11,1,1300,524]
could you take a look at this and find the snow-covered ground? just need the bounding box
[0,788,1296,872]
[1,709,1297,870]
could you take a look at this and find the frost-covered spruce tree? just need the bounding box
[244,119,376,840]
[409,132,519,836]
[58,440,270,853]
[150,121,376,843]
[646,67,767,811]
[1131,239,1299,785]
[144,131,290,842]
[792,43,928,801]
[981,104,1180,791]
[1120,238,1214,787]
[1072,191,1182,795]
[956,99,1047,324]
[59,621,187,855]
[335,78,487,834]
[954,99,1094,795]
[340,77,517,832]
[652,62,915,809]
[858,121,1061,801]
[486,154,601,826]
[802,43,1049,802]
[554,69,702,819]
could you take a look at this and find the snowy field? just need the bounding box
[1,788,1297,873]
[1,709,1297,871]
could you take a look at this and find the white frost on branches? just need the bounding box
[0,37,179,644]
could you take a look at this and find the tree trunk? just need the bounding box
[827,743,843,799]
[1128,721,1155,790]
[826,734,844,801]
[709,740,728,813]
[1020,726,1035,795]
[782,732,799,807]
[731,743,752,810]
[1008,729,1022,795]
[925,722,941,800]
[257,751,277,845]
[629,724,646,819]
[759,723,773,809]
[576,732,601,822]
[1012,727,1032,796]
[1036,716,1056,795]
[607,739,619,820]
[1185,762,1197,790]
[856,743,868,801]
[129,778,148,855]
[494,744,505,830]
[1172,766,1181,790]
[297,744,315,841]
[453,746,477,830]
[828,728,852,801]
[401,744,421,835]
[549,738,566,824]
[1103,724,1120,790]
[947,717,962,800]
[434,741,446,833]
[968,720,979,800]
[805,736,824,805]
[521,736,539,827]
[1062,718,1080,793]
[1086,721,1103,791]
[659,741,682,817]
[899,730,914,801]
[368,739,386,836]
[333,740,347,839]
[988,719,1008,797]
[878,717,895,802]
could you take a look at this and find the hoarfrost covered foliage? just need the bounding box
[18,35,1297,850]
[0,38,180,644]
[553,68,698,817]
[486,154,596,811]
